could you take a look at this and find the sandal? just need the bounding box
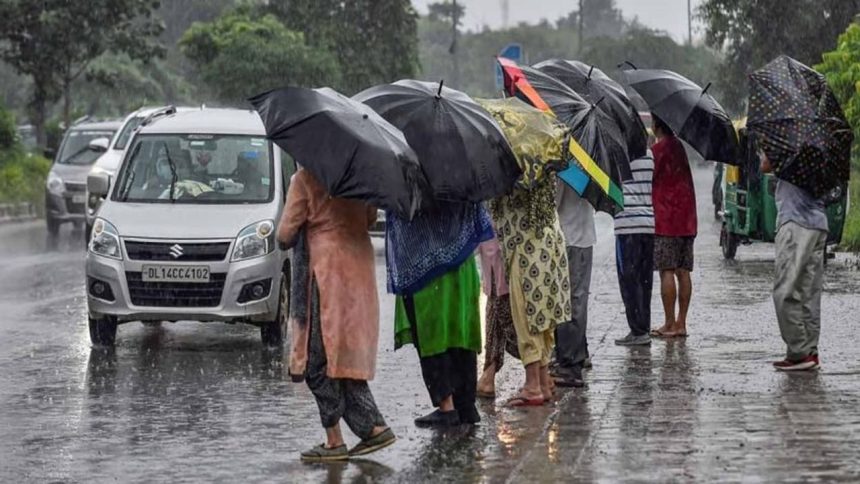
[505,394,545,407]
[349,428,396,457]
[300,443,348,462]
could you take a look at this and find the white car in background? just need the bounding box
[86,106,193,238]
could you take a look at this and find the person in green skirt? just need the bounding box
[386,201,494,427]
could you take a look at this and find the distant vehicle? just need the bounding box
[86,106,195,238]
[45,119,121,238]
[85,108,294,347]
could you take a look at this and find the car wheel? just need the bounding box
[84,222,93,243]
[89,316,118,347]
[720,224,738,260]
[260,272,289,347]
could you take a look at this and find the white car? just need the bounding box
[85,108,294,347]
[86,106,194,237]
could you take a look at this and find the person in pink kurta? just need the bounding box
[278,168,394,461]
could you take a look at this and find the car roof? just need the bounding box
[140,108,265,136]
[70,120,122,131]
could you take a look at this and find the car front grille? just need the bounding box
[124,241,231,262]
[125,272,226,307]
[64,182,86,193]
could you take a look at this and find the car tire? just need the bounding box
[84,222,93,243]
[89,316,118,347]
[720,224,738,260]
[260,272,289,347]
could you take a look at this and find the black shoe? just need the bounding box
[457,405,481,425]
[414,409,460,428]
[553,365,584,388]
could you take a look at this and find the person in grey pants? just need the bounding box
[553,181,595,387]
[762,155,828,372]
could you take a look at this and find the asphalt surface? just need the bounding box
[1,166,859,483]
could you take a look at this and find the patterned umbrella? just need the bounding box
[498,57,627,214]
[475,97,569,190]
[534,59,648,160]
[624,68,739,164]
[747,55,853,198]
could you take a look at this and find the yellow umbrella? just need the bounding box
[476,97,568,189]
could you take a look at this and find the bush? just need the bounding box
[841,173,860,252]
[0,152,51,212]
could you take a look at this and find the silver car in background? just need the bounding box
[45,119,120,238]
[85,108,294,347]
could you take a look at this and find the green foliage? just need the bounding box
[816,23,860,171]
[265,0,420,94]
[700,0,860,114]
[0,103,49,206]
[0,0,165,143]
[582,29,724,106]
[181,10,341,103]
[843,176,860,252]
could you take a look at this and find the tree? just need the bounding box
[0,0,164,147]
[816,22,860,170]
[180,10,341,104]
[264,0,420,94]
[700,0,860,113]
[558,0,626,40]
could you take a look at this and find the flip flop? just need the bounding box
[650,329,670,338]
[667,332,688,338]
[505,395,545,407]
[476,390,496,399]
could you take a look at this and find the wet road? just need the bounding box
[1,166,859,483]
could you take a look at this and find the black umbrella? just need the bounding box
[747,55,852,198]
[249,87,425,218]
[623,68,739,164]
[499,58,629,214]
[534,59,648,160]
[353,79,520,202]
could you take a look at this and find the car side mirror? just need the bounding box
[88,137,110,153]
[87,172,110,197]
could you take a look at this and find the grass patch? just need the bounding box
[841,173,860,253]
[0,152,51,214]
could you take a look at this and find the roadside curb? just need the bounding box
[0,202,38,224]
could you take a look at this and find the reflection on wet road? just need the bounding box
[2,166,860,482]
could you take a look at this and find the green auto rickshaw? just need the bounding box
[719,127,848,260]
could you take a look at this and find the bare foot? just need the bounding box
[664,322,688,337]
[477,368,496,397]
[651,322,674,336]
[539,365,554,400]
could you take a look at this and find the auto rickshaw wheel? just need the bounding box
[720,224,738,260]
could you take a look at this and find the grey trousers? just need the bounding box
[306,285,386,438]
[773,222,827,361]
[555,246,592,368]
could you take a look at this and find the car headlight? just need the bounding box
[89,218,122,260]
[46,172,64,195]
[231,220,275,262]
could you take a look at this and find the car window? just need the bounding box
[56,129,115,165]
[114,116,144,150]
[113,134,273,204]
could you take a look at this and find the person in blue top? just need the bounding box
[761,154,828,372]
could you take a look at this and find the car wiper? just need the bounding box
[60,145,93,165]
[118,142,143,201]
[162,142,178,203]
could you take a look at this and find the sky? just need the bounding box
[411,0,704,43]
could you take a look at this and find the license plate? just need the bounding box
[72,194,87,204]
[142,265,210,283]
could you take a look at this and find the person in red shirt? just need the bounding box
[650,115,697,338]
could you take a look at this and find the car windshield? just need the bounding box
[57,129,115,165]
[113,134,273,204]
[114,116,144,150]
